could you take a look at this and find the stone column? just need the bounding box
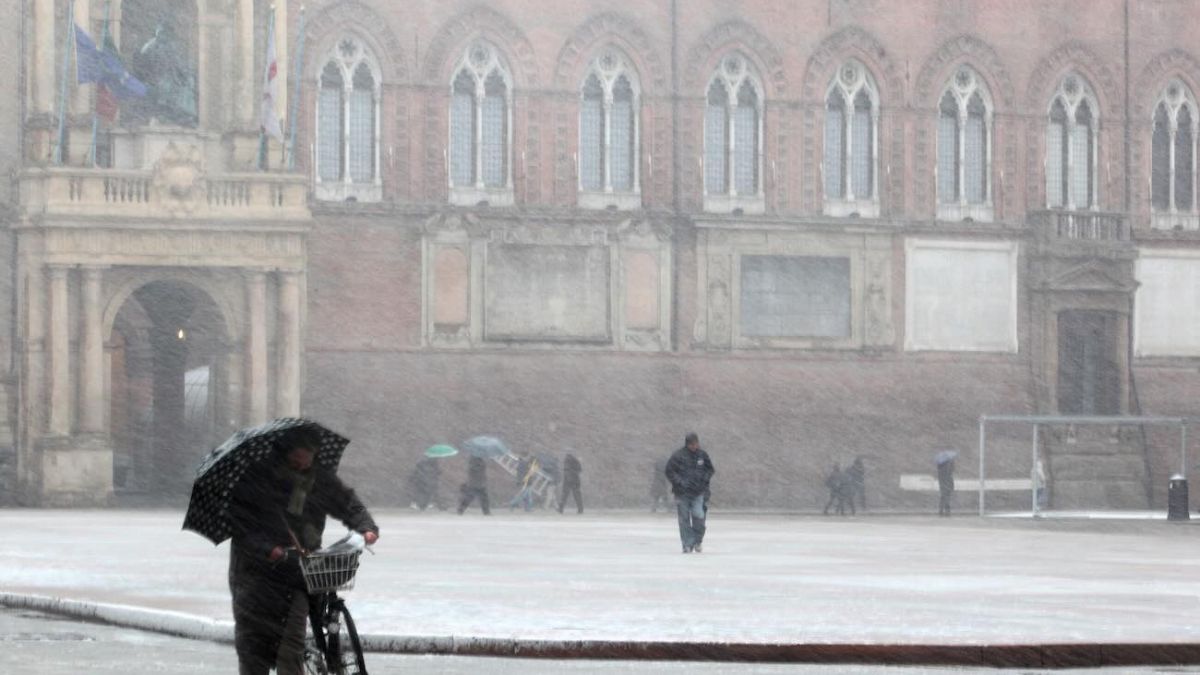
[79,266,106,433]
[246,270,268,423]
[19,264,47,496]
[47,265,71,437]
[33,0,56,114]
[275,270,302,417]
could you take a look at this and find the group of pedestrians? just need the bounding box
[449,450,584,516]
[822,458,866,516]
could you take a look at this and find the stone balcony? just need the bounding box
[1029,209,1130,242]
[17,144,310,226]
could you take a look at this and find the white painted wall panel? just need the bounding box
[1135,252,1200,356]
[905,240,1018,352]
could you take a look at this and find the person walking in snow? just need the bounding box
[823,463,845,515]
[665,433,715,553]
[558,452,583,514]
[937,454,956,517]
[846,457,866,512]
[457,455,491,515]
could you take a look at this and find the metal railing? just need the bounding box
[1030,209,1130,241]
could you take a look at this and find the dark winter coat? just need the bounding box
[466,455,488,488]
[227,460,377,666]
[665,446,716,498]
[411,457,440,491]
[562,454,582,486]
[937,460,955,494]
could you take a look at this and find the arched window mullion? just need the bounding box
[374,74,382,186]
[1169,117,1178,214]
[870,106,879,202]
[603,89,613,193]
[341,68,352,187]
[1185,110,1195,211]
[843,101,853,201]
[725,86,736,198]
[473,77,484,189]
[957,105,968,207]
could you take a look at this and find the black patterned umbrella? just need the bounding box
[183,417,351,545]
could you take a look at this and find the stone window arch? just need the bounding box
[315,36,382,202]
[1151,79,1197,222]
[937,66,993,221]
[1046,73,1099,210]
[578,49,641,209]
[449,41,514,206]
[703,52,764,214]
[824,60,879,217]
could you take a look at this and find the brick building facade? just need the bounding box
[4,0,1200,509]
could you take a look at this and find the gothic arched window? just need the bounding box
[1045,73,1098,210]
[1151,80,1197,224]
[937,67,993,220]
[704,53,764,214]
[449,42,513,205]
[315,37,381,202]
[578,49,640,208]
[824,61,879,216]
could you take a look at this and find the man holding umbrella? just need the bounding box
[184,420,379,675]
[936,450,957,517]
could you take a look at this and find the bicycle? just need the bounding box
[299,533,370,675]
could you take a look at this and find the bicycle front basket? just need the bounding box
[299,549,361,593]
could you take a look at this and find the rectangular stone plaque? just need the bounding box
[739,255,851,338]
[484,244,611,342]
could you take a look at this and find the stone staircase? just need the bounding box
[1044,424,1151,510]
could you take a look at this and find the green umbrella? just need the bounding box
[425,444,459,458]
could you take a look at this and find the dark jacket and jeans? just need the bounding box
[458,456,491,514]
[937,460,955,516]
[665,445,715,551]
[228,462,377,675]
[558,453,583,514]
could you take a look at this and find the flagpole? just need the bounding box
[258,5,275,171]
[55,0,77,165]
[285,5,307,170]
[88,0,112,167]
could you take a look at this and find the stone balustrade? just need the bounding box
[1030,209,1130,242]
[18,167,309,222]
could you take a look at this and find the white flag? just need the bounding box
[260,14,283,142]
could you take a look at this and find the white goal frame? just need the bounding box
[977,414,1189,516]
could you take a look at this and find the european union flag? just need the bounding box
[75,24,146,100]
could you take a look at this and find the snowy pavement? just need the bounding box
[1,510,1199,652]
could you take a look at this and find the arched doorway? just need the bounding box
[110,281,230,499]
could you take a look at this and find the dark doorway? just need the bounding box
[1057,310,1122,415]
[110,281,228,499]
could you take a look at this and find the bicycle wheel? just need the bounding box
[337,604,368,674]
[303,636,329,675]
[305,613,365,674]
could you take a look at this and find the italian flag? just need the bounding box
[261,14,283,142]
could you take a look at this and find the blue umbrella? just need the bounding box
[934,450,958,465]
[464,435,510,458]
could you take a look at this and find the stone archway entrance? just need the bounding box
[109,280,232,498]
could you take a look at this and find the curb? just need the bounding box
[3,592,1199,668]
[0,592,233,644]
